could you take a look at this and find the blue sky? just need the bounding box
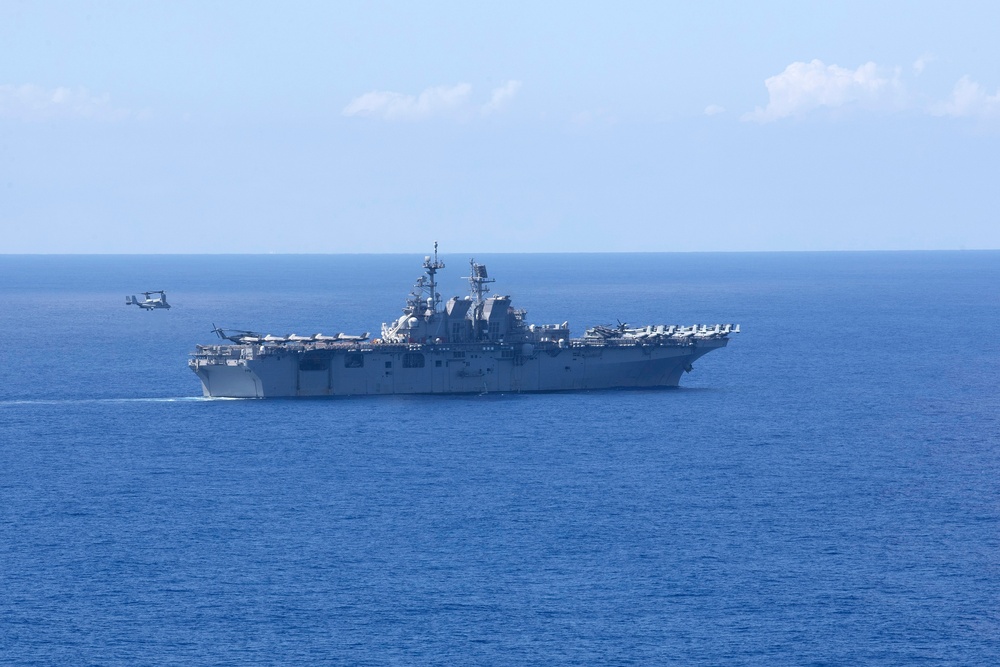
[2,1,998,253]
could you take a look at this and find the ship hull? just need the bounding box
[190,339,728,398]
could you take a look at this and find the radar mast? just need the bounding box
[467,258,495,305]
[424,241,445,313]
[405,241,446,316]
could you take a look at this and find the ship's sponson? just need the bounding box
[190,246,738,398]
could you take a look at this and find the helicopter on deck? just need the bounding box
[126,290,171,310]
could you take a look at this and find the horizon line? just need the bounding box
[1,248,998,257]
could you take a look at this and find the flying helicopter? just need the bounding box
[126,290,171,310]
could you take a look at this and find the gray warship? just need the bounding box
[189,245,739,398]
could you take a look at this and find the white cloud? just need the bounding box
[481,80,522,115]
[913,53,935,75]
[0,84,131,121]
[704,104,725,116]
[342,83,473,121]
[930,76,1000,118]
[343,81,523,121]
[743,60,904,122]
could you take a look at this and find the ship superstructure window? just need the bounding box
[488,322,500,340]
[344,354,364,368]
[402,353,425,368]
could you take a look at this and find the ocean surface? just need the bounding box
[1,251,998,666]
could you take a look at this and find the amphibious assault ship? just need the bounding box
[189,245,739,398]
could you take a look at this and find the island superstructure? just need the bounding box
[189,245,739,398]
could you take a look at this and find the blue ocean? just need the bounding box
[1,251,997,665]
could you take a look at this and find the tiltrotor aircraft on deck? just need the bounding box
[126,291,171,310]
